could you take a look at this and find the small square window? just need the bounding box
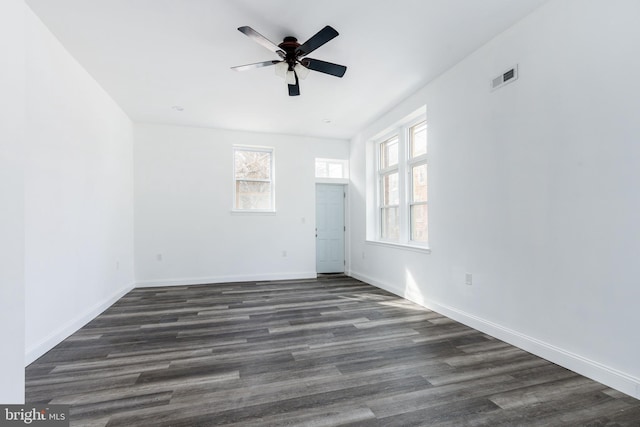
[234,147,274,211]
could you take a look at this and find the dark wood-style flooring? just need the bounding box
[26,275,640,426]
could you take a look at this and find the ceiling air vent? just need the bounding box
[491,65,518,91]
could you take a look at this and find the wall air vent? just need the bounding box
[491,65,518,91]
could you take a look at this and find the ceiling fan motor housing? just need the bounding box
[279,37,300,70]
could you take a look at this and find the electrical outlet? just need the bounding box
[116,261,120,270]
[282,250,287,258]
[465,273,473,286]
[157,254,163,261]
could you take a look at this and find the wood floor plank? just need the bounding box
[25,275,640,426]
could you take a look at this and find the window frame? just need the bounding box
[378,136,401,242]
[408,121,428,244]
[374,116,428,248]
[232,145,275,213]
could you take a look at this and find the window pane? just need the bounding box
[382,172,399,205]
[412,163,427,202]
[235,181,272,210]
[381,207,399,240]
[235,150,271,180]
[328,162,343,178]
[410,121,427,158]
[380,137,399,168]
[315,161,328,178]
[410,204,428,243]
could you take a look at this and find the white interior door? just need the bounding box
[316,184,345,273]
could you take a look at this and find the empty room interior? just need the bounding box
[2,0,640,425]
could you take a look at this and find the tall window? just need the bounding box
[233,146,274,211]
[379,136,400,240]
[376,119,428,245]
[409,121,428,242]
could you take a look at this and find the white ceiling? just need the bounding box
[25,0,548,140]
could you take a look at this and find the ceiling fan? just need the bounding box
[231,25,347,96]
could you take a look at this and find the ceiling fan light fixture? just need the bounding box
[285,70,297,85]
[294,63,310,80]
[274,61,288,78]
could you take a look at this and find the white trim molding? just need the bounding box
[25,283,135,365]
[348,270,640,400]
[135,271,318,288]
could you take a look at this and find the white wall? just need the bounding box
[0,0,26,404]
[134,124,349,286]
[349,0,640,398]
[24,7,135,363]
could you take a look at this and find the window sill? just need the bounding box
[365,240,431,254]
[230,210,276,216]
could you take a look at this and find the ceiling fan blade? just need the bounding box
[296,25,339,57]
[288,72,300,96]
[302,58,347,77]
[231,60,280,72]
[238,26,285,57]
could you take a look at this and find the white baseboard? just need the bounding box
[135,271,318,288]
[25,283,135,366]
[348,270,640,400]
